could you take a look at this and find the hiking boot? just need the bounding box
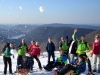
[97,70,100,73]
[93,69,96,72]
[39,68,42,71]
[30,70,33,73]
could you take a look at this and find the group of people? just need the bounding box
[45,29,100,75]
[2,39,42,75]
[2,28,100,75]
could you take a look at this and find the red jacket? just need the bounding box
[31,45,40,56]
[28,44,33,51]
[92,41,100,54]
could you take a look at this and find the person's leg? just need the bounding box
[97,54,100,72]
[58,64,75,75]
[8,57,12,74]
[92,54,97,71]
[30,56,34,70]
[48,53,51,64]
[3,56,7,74]
[44,61,54,70]
[52,53,55,62]
[87,58,92,72]
[81,54,92,73]
[17,55,22,65]
[52,62,62,69]
[34,56,42,69]
[69,54,74,63]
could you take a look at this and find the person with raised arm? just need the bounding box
[73,29,94,75]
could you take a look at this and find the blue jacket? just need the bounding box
[70,58,86,74]
[46,42,55,54]
[55,55,68,64]
[5,47,12,57]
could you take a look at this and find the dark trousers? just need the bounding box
[46,61,63,70]
[28,56,34,70]
[3,56,12,74]
[80,54,92,72]
[58,64,75,75]
[32,55,42,69]
[17,55,22,65]
[48,53,55,64]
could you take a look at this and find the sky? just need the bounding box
[0,0,100,24]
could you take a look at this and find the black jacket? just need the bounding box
[46,42,55,54]
[69,40,77,56]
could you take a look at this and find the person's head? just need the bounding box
[94,34,100,40]
[48,37,52,43]
[23,56,27,61]
[6,43,10,47]
[31,40,35,45]
[81,35,85,40]
[35,42,39,46]
[61,36,65,41]
[78,55,84,62]
[60,51,64,56]
[9,43,14,48]
[22,38,26,44]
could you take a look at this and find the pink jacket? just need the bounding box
[31,45,40,56]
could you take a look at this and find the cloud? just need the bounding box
[39,6,45,12]
[19,6,23,10]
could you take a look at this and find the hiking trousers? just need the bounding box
[3,56,12,74]
[17,55,22,65]
[69,53,75,63]
[32,55,42,69]
[58,64,76,75]
[92,54,100,70]
[48,53,55,64]
[46,61,63,70]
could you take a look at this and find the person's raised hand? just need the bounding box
[74,28,77,33]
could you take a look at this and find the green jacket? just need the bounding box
[56,55,68,64]
[59,41,68,51]
[18,43,27,56]
[73,32,90,55]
